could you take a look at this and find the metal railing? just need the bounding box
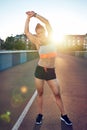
[0,50,38,71]
[74,51,87,58]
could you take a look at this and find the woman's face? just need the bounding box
[36,28,45,40]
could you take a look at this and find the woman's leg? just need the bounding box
[47,79,66,115]
[35,77,45,114]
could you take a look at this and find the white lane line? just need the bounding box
[12,90,37,130]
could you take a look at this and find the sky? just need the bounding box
[0,0,87,41]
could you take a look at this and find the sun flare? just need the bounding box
[52,31,65,46]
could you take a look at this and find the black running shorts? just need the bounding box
[34,65,56,80]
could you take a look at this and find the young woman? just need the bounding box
[24,11,72,125]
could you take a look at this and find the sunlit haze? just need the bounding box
[0,0,87,41]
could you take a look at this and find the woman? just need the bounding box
[24,11,72,125]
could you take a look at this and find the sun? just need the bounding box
[52,31,64,46]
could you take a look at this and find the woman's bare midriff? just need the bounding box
[38,57,56,68]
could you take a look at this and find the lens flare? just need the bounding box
[20,86,28,94]
[11,86,29,107]
[0,111,11,123]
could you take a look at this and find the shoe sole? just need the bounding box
[60,117,72,126]
[35,122,42,125]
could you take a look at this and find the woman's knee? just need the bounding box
[54,91,61,99]
[37,90,43,96]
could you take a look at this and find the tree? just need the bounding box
[14,40,26,50]
[0,38,4,50]
[4,36,15,50]
[3,36,26,50]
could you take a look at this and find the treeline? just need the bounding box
[0,35,36,50]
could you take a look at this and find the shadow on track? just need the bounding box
[33,124,42,130]
[61,121,73,130]
[33,121,74,130]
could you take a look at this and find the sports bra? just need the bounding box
[39,43,57,59]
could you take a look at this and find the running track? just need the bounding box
[0,54,87,130]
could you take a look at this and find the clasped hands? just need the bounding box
[26,11,36,18]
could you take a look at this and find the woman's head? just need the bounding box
[35,23,45,38]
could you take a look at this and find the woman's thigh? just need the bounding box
[46,79,61,96]
[35,77,45,95]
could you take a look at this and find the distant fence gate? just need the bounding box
[0,50,38,71]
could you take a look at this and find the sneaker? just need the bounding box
[35,114,43,125]
[60,115,72,125]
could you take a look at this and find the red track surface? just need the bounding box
[0,54,87,130]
